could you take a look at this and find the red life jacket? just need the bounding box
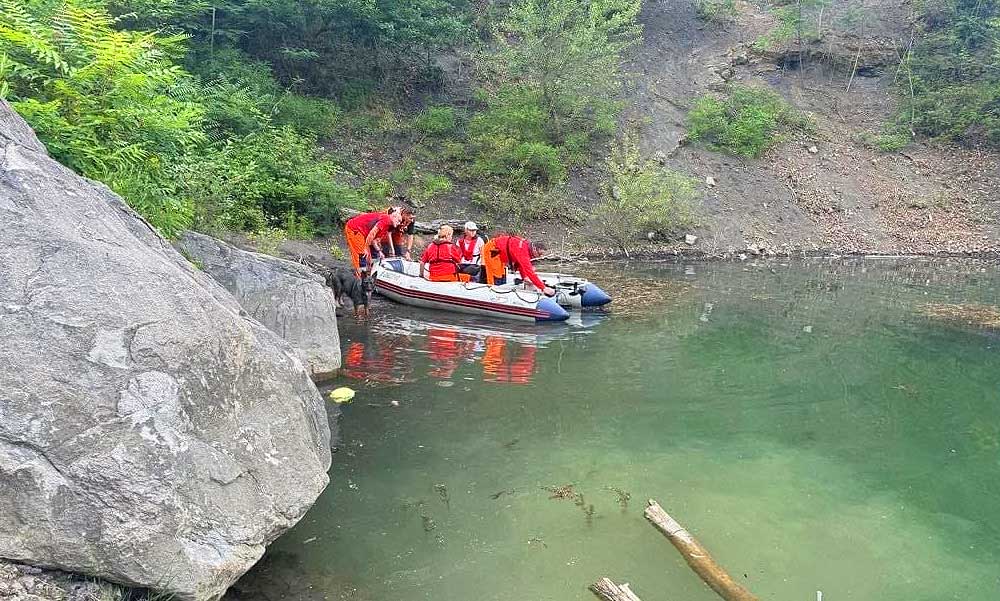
[456,236,482,263]
[421,240,460,278]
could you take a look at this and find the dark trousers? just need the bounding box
[460,264,481,280]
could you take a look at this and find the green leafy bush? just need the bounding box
[0,0,204,236]
[900,0,999,146]
[688,85,803,158]
[181,127,356,235]
[411,173,454,201]
[467,85,565,184]
[594,130,699,249]
[282,210,317,239]
[414,106,457,136]
[359,177,395,203]
[490,0,642,140]
[696,0,737,24]
[275,94,340,138]
[511,142,566,183]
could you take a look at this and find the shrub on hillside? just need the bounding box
[0,0,205,236]
[275,94,340,138]
[414,106,458,136]
[688,85,805,158]
[181,127,357,235]
[467,85,567,185]
[594,130,698,250]
[696,0,737,24]
[901,0,1000,147]
[411,173,454,202]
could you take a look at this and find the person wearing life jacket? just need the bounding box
[481,234,555,296]
[419,225,471,282]
[456,221,484,279]
[384,207,416,261]
[344,210,401,277]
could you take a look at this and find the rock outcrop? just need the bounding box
[175,232,341,379]
[0,101,332,600]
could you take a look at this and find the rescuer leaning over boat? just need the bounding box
[482,234,556,297]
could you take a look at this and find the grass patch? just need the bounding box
[858,129,912,153]
[696,0,737,24]
[687,85,807,157]
[411,173,454,202]
[414,106,458,137]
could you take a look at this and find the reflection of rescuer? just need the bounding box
[344,210,402,277]
[481,234,556,296]
[427,328,473,379]
[482,336,537,384]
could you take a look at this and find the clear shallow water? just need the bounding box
[228,259,1000,601]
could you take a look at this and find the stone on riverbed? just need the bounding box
[175,231,341,379]
[0,101,332,600]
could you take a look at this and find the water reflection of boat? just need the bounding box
[374,259,611,323]
[338,310,606,385]
[372,312,606,348]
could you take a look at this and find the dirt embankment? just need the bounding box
[601,0,1000,258]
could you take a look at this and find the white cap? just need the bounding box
[464,221,478,231]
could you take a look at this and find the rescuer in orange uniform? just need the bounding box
[481,234,555,296]
[344,210,401,277]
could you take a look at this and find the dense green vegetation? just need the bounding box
[3,0,997,244]
[905,0,1000,147]
[596,128,697,250]
[0,0,642,237]
[0,0,357,236]
[687,85,808,158]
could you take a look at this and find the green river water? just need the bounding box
[228,259,1000,601]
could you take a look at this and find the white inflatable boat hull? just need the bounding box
[375,259,569,322]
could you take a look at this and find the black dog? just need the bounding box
[326,268,375,317]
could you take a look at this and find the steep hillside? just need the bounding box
[589,0,1000,256]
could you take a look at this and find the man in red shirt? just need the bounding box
[481,234,555,296]
[344,210,400,276]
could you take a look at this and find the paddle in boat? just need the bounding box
[375,259,610,322]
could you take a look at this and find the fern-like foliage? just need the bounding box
[0,0,203,235]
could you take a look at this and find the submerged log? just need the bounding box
[644,500,760,601]
[589,578,644,601]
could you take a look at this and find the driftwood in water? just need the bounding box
[589,578,643,601]
[340,208,487,235]
[644,499,760,601]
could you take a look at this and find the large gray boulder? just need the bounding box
[175,232,341,379]
[0,102,332,600]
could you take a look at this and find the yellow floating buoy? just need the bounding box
[328,387,356,404]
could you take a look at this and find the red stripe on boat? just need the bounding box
[376,279,548,318]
